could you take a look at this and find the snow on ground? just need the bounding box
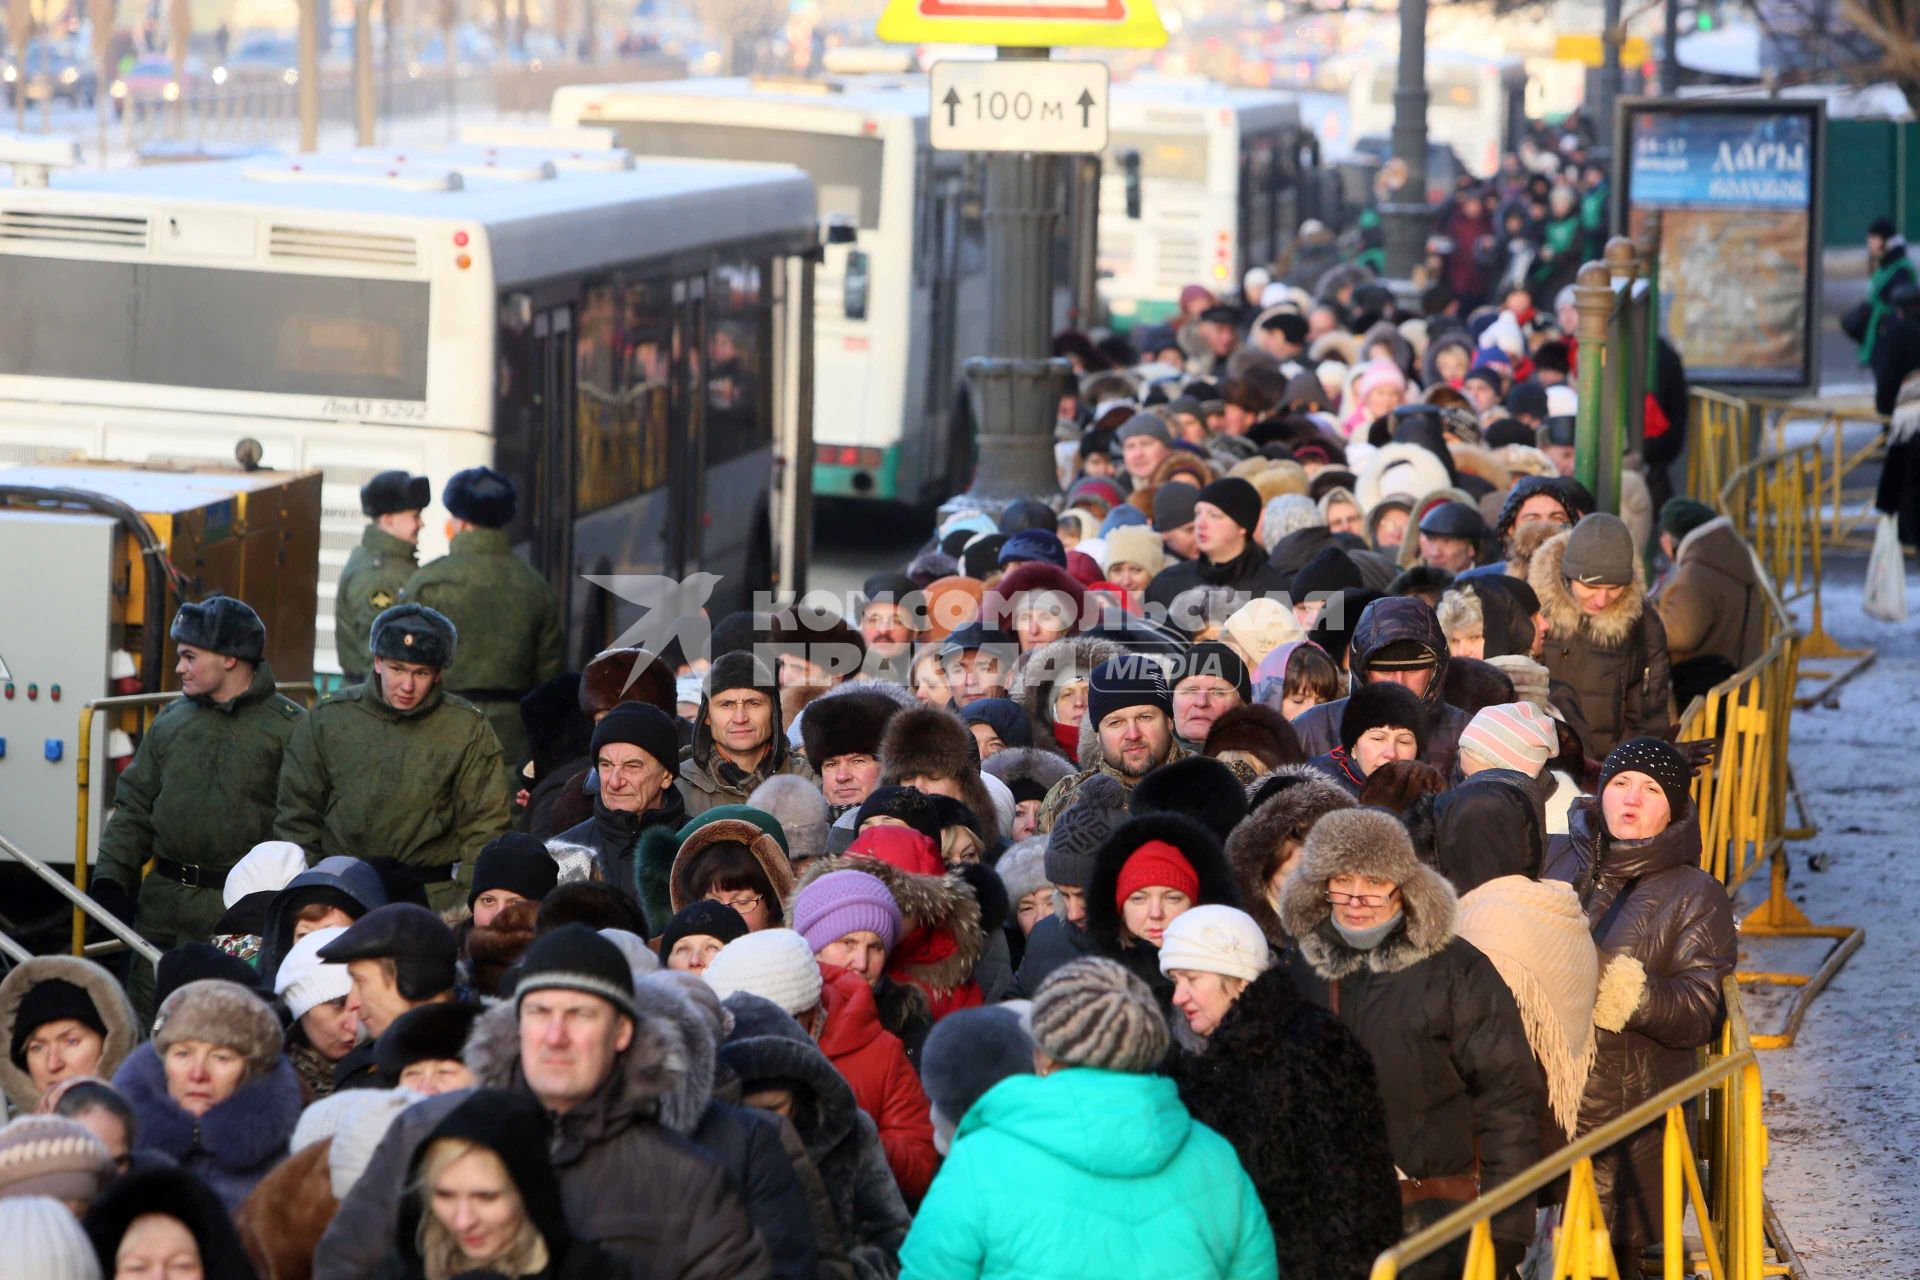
[1744,551,1920,1277]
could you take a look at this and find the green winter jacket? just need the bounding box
[335,525,419,681]
[272,679,510,874]
[398,527,563,697]
[898,1068,1277,1280]
[95,662,305,894]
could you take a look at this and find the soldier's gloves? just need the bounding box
[88,879,139,927]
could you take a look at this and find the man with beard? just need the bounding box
[1035,655,1190,831]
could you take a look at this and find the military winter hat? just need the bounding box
[1560,513,1636,587]
[9,980,106,1070]
[1031,956,1169,1073]
[443,465,517,528]
[152,979,283,1080]
[591,703,682,779]
[360,470,431,518]
[373,1002,483,1083]
[469,833,560,909]
[1598,737,1691,808]
[514,923,638,1021]
[1086,654,1173,728]
[370,602,456,669]
[0,1116,113,1203]
[1044,776,1127,889]
[1152,482,1200,532]
[1196,477,1263,536]
[170,595,266,664]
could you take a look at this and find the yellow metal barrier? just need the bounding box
[1367,979,1770,1280]
[71,685,316,956]
[1688,387,1751,511]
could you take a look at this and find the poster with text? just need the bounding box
[1622,102,1821,386]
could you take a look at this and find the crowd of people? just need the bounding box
[0,221,1769,1280]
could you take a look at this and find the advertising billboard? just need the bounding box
[1619,99,1824,388]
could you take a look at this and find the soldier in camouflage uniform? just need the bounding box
[335,471,429,685]
[93,597,305,1021]
[398,466,563,772]
[274,603,511,913]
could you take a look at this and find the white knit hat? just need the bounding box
[321,1087,423,1199]
[701,929,823,1017]
[224,840,308,908]
[274,925,353,1019]
[1157,905,1272,983]
[0,1195,99,1280]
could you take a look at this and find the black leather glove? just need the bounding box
[88,878,140,927]
[1675,737,1718,775]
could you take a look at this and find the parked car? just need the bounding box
[2,40,97,108]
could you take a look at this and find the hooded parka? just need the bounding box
[1529,531,1674,759]
[1084,813,1243,1013]
[1651,516,1766,672]
[0,955,139,1112]
[679,658,817,819]
[1542,796,1735,1271]
[1289,597,1474,776]
[1280,810,1542,1249]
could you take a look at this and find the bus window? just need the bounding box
[1106,132,1209,185]
[707,258,773,466]
[844,250,870,321]
[607,122,886,229]
[574,277,673,514]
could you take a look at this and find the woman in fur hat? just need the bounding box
[376,1088,637,1279]
[1083,813,1242,1013]
[1280,809,1542,1276]
[85,1165,261,1280]
[1159,905,1401,1280]
[112,980,302,1212]
[1542,737,1735,1277]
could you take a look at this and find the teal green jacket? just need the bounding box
[899,1068,1278,1280]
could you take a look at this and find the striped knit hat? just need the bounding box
[1459,702,1558,776]
[1031,957,1169,1074]
[0,1116,112,1203]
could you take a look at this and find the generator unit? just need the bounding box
[0,460,321,869]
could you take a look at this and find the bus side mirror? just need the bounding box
[826,216,858,245]
[1122,150,1142,220]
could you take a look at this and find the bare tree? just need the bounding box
[687,0,784,74]
[1833,0,1920,111]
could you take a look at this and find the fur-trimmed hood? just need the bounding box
[624,977,718,1136]
[982,746,1076,798]
[792,853,984,995]
[464,996,681,1146]
[667,817,797,917]
[0,955,139,1112]
[1279,808,1459,980]
[1355,442,1453,514]
[1530,527,1647,649]
[1011,635,1126,735]
[1084,812,1242,954]
[879,704,1002,841]
[1225,766,1358,945]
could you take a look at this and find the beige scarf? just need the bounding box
[1456,876,1600,1136]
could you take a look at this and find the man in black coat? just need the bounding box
[1144,477,1293,615]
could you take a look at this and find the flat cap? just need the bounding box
[317,903,457,966]
[1418,500,1488,541]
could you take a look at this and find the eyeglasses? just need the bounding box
[710,892,763,914]
[1325,889,1400,909]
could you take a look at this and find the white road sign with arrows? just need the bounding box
[928,61,1110,154]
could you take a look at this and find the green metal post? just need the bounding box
[1639,211,1662,397]
[1574,260,1613,509]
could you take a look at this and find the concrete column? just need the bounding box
[1382,0,1429,278]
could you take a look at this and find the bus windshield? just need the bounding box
[606,121,885,229]
[1107,131,1210,184]
[0,257,429,400]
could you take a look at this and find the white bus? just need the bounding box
[1346,51,1528,180]
[552,76,991,508]
[1098,79,1313,330]
[0,141,819,672]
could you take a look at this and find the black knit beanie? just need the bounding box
[511,924,637,1021]
[1339,681,1430,754]
[1173,642,1251,705]
[591,703,683,778]
[1196,477,1263,535]
[853,785,943,846]
[1599,737,1691,808]
[657,900,751,963]
[469,833,561,909]
[9,979,106,1069]
[1086,655,1173,729]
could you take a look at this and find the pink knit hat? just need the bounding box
[791,870,903,955]
[1353,360,1408,400]
[1459,702,1558,775]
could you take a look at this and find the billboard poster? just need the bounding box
[1620,100,1823,387]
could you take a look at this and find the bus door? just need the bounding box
[667,273,709,592]
[531,304,576,592]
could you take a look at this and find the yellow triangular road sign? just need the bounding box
[877,0,1167,49]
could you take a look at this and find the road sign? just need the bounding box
[929,61,1109,154]
[877,0,1166,49]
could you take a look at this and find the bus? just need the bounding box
[1346,51,1528,180]
[0,140,819,672]
[1098,79,1315,330]
[552,75,991,509]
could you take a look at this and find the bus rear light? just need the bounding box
[817,445,884,468]
[456,254,472,269]
[454,230,469,246]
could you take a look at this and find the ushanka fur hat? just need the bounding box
[170,595,265,664]
[801,687,905,766]
[879,705,1002,842]
[579,647,677,717]
[982,747,1076,806]
[1280,808,1457,980]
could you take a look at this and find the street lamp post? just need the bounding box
[1381,0,1429,278]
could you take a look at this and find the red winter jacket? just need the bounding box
[815,963,941,1207]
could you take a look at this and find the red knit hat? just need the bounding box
[1113,839,1200,911]
[846,825,946,877]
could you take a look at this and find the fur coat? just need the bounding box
[115,1043,303,1213]
[1223,766,1357,947]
